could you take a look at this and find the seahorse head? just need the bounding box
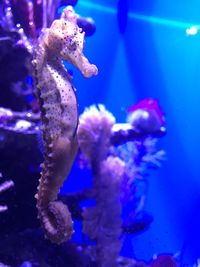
[44,6,97,78]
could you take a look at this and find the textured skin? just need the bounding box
[32,7,98,244]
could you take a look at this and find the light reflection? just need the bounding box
[75,0,200,30]
[186,26,199,36]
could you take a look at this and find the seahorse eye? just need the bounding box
[67,37,77,52]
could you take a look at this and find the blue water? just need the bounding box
[62,0,200,265]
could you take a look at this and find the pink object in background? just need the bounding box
[128,98,165,124]
[150,254,179,267]
[127,98,166,135]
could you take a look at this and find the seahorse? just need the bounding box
[32,7,98,244]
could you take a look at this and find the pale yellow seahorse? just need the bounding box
[32,7,98,244]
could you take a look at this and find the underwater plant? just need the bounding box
[78,105,125,267]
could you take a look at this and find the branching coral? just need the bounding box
[78,105,125,267]
[77,102,166,266]
[114,99,166,228]
[83,156,124,267]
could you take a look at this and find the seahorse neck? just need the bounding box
[45,49,72,83]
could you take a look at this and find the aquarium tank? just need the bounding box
[0,0,199,266]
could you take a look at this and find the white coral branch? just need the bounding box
[0,174,14,213]
[0,180,15,194]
